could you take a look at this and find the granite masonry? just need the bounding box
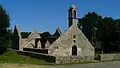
[12,5,95,64]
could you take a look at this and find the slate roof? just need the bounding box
[53,28,62,38]
[20,30,62,48]
[39,31,59,45]
[39,32,51,38]
[36,30,62,48]
[21,32,31,38]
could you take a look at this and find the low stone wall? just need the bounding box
[99,53,120,61]
[16,50,55,63]
[23,48,48,54]
[55,56,94,64]
[16,50,95,64]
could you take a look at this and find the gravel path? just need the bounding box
[56,61,120,68]
[0,61,120,68]
[0,63,52,68]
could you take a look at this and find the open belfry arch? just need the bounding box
[12,4,94,64]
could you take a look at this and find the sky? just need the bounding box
[0,0,120,34]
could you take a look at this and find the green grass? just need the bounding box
[0,50,51,65]
[1,50,120,66]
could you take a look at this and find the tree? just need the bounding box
[78,11,120,53]
[78,12,102,48]
[0,5,11,54]
[97,17,115,52]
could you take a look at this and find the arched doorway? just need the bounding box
[72,45,77,55]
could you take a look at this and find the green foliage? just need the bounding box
[21,32,31,38]
[78,12,120,53]
[0,5,11,53]
[78,12,102,48]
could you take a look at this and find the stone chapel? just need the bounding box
[12,5,95,64]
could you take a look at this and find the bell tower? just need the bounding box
[68,4,77,27]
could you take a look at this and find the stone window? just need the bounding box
[72,45,77,55]
[56,46,58,49]
[35,38,41,48]
[73,40,76,43]
[55,46,58,49]
[73,35,76,38]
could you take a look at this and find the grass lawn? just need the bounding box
[1,50,120,66]
[0,50,51,65]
